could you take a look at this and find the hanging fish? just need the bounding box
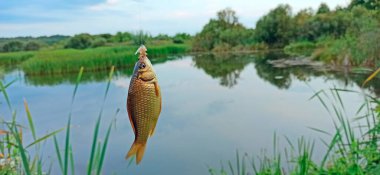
[126,45,162,164]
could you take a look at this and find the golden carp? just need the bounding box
[126,45,162,164]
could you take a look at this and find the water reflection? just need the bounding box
[0,52,378,94]
[191,52,379,95]
[24,66,134,86]
[19,56,180,86]
[192,53,253,88]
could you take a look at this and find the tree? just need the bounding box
[317,3,330,14]
[91,37,107,48]
[24,41,41,51]
[293,8,314,40]
[172,33,191,44]
[154,34,171,40]
[3,41,24,52]
[217,7,239,26]
[192,8,249,51]
[65,33,93,49]
[255,4,294,47]
[97,34,113,42]
[349,0,380,10]
[112,32,132,43]
[131,31,151,45]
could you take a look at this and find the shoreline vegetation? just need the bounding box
[0,43,190,75]
[191,1,379,71]
[0,1,378,75]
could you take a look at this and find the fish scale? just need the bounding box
[128,78,159,142]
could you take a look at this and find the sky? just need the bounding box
[0,0,349,37]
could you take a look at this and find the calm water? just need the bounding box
[1,52,379,174]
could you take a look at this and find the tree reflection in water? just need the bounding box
[192,52,380,96]
[192,53,253,88]
[1,52,377,96]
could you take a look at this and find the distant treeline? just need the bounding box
[0,32,192,53]
[193,0,380,67]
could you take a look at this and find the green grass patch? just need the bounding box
[284,41,316,56]
[0,52,34,65]
[22,44,190,75]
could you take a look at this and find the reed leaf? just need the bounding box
[54,135,64,173]
[26,128,64,149]
[362,67,380,87]
[23,99,36,140]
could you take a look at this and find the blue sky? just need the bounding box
[0,0,349,37]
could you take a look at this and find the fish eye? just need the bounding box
[139,63,146,69]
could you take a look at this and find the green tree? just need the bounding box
[292,8,314,40]
[349,0,380,10]
[172,33,191,44]
[131,31,151,45]
[193,8,250,51]
[3,41,24,52]
[317,3,330,14]
[303,10,353,40]
[65,33,93,49]
[91,37,107,48]
[154,34,171,40]
[24,41,41,51]
[255,4,294,47]
[97,34,113,42]
[217,7,239,27]
[112,32,132,43]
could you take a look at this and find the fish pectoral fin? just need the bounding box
[127,115,136,135]
[127,102,136,135]
[153,81,160,97]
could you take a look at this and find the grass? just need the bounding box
[21,44,190,75]
[284,41,316,57]
[0,43,190,75]
[0,52,34,65]
[0,80,64,175]
[0,66,119,174]
[209,87,380,175]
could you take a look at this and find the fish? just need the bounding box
[126,45,162,164]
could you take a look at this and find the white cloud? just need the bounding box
[88,0,122,11]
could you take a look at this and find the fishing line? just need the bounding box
[137,0,142,46]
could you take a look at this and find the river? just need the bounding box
[0,52,378,174]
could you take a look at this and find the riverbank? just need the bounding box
[0,43,190,75]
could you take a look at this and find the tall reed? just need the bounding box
[22,44,189,75]
[0,66,119,175]
[209,88,380,174]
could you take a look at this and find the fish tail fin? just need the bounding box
[126,141,147,164]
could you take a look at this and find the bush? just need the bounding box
[65,33,93,49]
[3,41,24,52]
[284,41,316,56]
[154,34,171,40]
[24,41,41,51]
[212,43,232,52]
[91,37,107,48]
[172,37,184,44]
